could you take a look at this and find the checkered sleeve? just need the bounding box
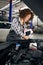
[11,18,24,37]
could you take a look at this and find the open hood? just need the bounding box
[23,0,43,22]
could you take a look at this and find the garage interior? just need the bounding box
[0,0,43,65]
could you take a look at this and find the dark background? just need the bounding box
[23,0,43,22]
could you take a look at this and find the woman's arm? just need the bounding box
[11,18,30,40]
[11,18,23,35]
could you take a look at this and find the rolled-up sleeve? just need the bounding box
[11,18,24,37]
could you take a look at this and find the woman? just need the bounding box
[6,9,37,50]
[11,9,33,39]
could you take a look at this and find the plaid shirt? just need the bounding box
[11,17,26,37]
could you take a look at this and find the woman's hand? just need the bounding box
[21,36,29,40]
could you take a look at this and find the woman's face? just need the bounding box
[24,14,31,23]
